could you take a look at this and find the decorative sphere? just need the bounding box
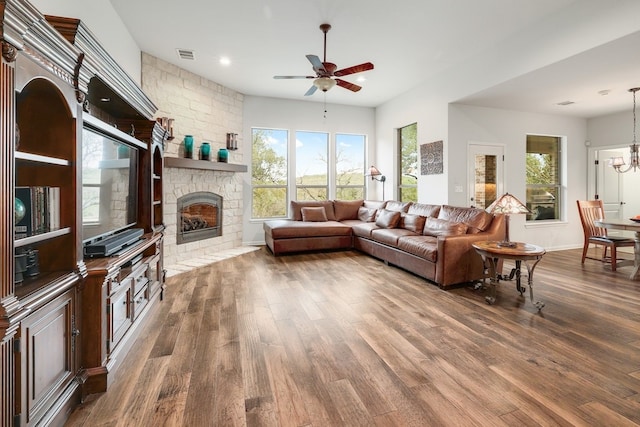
[15,197,26,223]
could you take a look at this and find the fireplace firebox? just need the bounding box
[177,192,222,244]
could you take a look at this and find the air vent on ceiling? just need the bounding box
[556,100,575,106]
[176,48,195,60]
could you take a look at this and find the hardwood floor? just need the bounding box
[65,246,640,426]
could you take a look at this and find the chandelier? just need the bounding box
[609,87,640,173]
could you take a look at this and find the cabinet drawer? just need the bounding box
[108,276,130,296]
[132,287,149,320]
[133,272,149,296]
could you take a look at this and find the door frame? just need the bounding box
[467,142,505,209]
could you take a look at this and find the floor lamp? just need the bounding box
[367,166,386,200]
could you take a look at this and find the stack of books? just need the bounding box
[15,186,61,239]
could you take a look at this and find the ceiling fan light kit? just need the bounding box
[274,23,374,96]
[313,77,336,92]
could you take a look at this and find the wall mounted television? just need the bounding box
[81,115,146,249]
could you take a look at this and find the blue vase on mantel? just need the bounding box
[218,148,228,163]
[200,142,211,161]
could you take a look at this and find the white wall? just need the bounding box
[449,104,588,250]
[31,0,141,84]
[587,110,640,219]
[242,96,375,245]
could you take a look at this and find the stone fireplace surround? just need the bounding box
[163,165,244,269]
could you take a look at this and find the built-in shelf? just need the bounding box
[15,227,71,248]
[164,157,247,172]
[16,151,70,166]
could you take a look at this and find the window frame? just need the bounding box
[525,134,564,222]
[251,127,289,220]
[398,123,418,202]
[335,132,366,201]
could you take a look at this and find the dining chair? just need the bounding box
[576,200,635,271]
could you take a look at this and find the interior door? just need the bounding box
[468,144,504,209]
[595,148,625,218]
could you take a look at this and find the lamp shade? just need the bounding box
[368,165,382,177]
[313,77,336,92]
[486,192,530,215]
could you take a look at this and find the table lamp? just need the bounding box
[486,192,531,247]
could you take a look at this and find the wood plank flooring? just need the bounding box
[64,246,640,426]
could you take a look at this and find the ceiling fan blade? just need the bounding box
[306,54,325,73]
[335,79,362,92]
[274,75,315,79]
[304,85,318,96]
[334,62,374,77]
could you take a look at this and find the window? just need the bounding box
[251,128,288,219]
[252,128,368,218]
[526,135,561,221]
[296,131,328,201]
[398,123,418,202]
[336,133,366,200]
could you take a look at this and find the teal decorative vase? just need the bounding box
[184,135,194,158]
[218,148,229,163]
[200,142,211,160]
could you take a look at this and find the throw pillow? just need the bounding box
[375,209,401,229]
[357,207,377,222]
[423,217,468,236]
[301,206,328,222]
[401,213,426,233]
[291,200,336,221]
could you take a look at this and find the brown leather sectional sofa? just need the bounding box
[263,199,505,289]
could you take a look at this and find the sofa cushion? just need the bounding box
[400,213,426,233]
[384,200,412,213]
[375,209,401,228]
[423,217,468,237]
[334,199,364,221]
[264,220,351,239]
[351,222,380,238]
[364,200,387,210]
[292,200,336,221]
[397,235,438,262]
[301,206,328,222]
[371,228,416,246]
[438,205,493,234]
[408,202,441,218]
[358,207,377,222]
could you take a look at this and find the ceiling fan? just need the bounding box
[274,23,374,96]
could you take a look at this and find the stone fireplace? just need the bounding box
[177,192,223,244]
[162,165,244,271]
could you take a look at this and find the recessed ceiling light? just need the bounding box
[598,89,611,96]
[557,101,575,106]
[219,56,231,66]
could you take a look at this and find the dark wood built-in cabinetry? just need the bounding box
[0,2,166,425]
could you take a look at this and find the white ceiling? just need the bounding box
[109,0,640,119]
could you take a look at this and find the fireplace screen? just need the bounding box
[177,192,222,244]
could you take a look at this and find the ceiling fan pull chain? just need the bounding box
[324,94,328,119]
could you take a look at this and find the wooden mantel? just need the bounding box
[164,157,247,172]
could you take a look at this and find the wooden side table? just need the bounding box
[472,241,546,310]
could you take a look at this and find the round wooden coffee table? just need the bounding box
[472,241,546,310]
